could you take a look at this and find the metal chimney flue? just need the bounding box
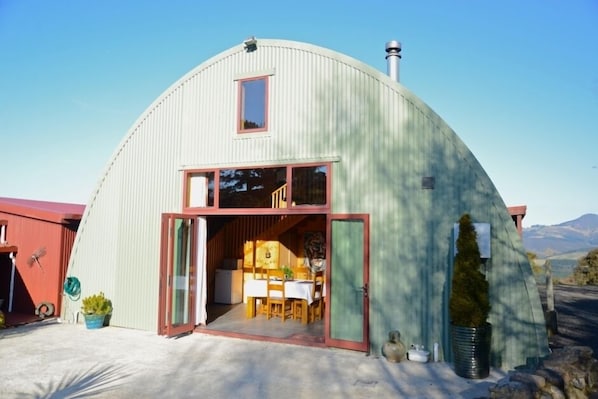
[385,40,402,82]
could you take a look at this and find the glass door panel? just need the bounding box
[326,215,369,352]
[159,214,196,337]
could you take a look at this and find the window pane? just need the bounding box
[240,78,266,130]
[187,172,214,207]
[219,167,286,208]
[291,165,327,206]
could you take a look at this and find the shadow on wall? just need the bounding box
[0,257,36,315]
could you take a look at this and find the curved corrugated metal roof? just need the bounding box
[87,38,433,206]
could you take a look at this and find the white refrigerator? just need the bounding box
[214,268,243,304]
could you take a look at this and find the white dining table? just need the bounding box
[244,279,323,324]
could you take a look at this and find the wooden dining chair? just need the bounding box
[290,266,310,321]
[292,270,324,323]
[294,266,310,280]
[309,270,325,322]
[266,269,293,322]
[257,267,269,316]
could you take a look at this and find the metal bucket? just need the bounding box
[451,323,492,379]
[83,314,106,329]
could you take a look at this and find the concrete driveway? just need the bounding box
[0,319,506,398]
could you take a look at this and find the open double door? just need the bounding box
[158,213,369,352]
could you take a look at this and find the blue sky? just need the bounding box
[1,0,596,227]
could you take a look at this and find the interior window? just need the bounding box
[291,165,327,206]
[219,167,286,208]
[238,77,267,132]
[184,164,328,210]
[186,172,215,207]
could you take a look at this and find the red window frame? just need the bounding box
[182,162,331,214]
[237,76,269,133]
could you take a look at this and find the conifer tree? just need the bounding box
[449,214,490,327]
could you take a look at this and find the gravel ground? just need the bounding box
[0,321,506,399]
[0,283,594,398]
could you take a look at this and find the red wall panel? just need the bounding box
[0,212,79,316]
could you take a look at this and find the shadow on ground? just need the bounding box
[538,283,598,355]
[19,364,132,399]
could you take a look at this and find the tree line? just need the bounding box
[528,248,598,285]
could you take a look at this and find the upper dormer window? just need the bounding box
[238,76,268,133]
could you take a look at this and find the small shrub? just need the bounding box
[280,265,293,279]
[573,248,598,285]
[81,292,112,315]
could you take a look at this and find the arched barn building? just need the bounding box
[62,38,549,370]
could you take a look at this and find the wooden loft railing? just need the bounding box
[271,184,287,208]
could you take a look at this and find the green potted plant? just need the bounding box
[449,213,491,379]
[280,265,293,280]
[81,291,112,329]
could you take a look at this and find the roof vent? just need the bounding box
[385,40,402,82]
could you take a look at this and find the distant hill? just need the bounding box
[523,213,598,258]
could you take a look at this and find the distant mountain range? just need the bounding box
[523,213,598,258]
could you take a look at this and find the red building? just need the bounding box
[0,198,84,322]
[508,205,527,238]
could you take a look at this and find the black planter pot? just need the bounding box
[451,322,492,379]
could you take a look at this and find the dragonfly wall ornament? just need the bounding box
[27,246,47,271]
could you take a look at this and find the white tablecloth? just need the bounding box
[244,279,323,305]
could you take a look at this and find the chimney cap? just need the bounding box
[385,40,402,82]
[385,40,402,53]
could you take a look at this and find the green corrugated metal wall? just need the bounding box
[65,39,549,370]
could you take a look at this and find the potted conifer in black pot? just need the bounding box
[449,213,492,379]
